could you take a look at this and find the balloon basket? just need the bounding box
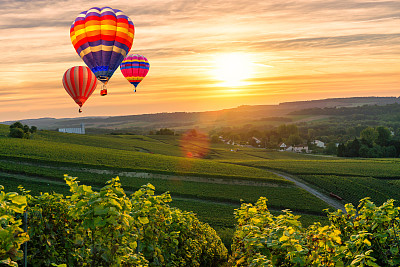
[100,89,107,96]
[79,108,82,113]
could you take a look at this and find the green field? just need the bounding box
[1,123,399,247]
[231,156,400,205]
[236,158,400,178]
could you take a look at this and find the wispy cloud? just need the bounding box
[0,0,399,121]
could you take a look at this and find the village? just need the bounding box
[219,135,331,154]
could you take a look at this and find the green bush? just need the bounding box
[0,185,29,266]
[229,197,400,266]
[131,184,228,266]
[1,176,227,266]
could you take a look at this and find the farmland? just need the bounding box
[231,156,400,205]
[1,123,399,248]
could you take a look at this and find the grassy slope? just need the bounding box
[0,137,289,183]
[232,157,400,205]
[235,158,400,178]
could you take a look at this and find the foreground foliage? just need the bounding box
[1,176,227,266]
[229,197,400,266]
[2,174,400,266]
[0,185,28,266]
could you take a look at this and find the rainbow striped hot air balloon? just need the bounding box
[120,54,150,92]
[62,66,98,113]
[70,7,134,96]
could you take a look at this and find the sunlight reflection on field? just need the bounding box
[178,129,210,172]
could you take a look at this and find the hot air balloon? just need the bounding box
[70,7,135,96]
[120,54,150,92]
[62,66,98,113]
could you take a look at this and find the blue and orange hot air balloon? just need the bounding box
[62,66,98,113]
[120,54,150,92]
[70,7,134,96]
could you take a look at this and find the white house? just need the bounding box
[312,140,325,148]
[279,142,287,150]
[286,145,310,153]
[285,145,293,151]
[58,123,85,134]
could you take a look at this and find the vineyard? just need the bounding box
[0,138,289,183]
[1,124,400,266]
[232,158,400,206]
[235,158,400,178]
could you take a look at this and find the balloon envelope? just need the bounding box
[120,54,150,90]
[70,7,134,84]
[62,66,98,109]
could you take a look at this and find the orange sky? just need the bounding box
[0,0,399,121]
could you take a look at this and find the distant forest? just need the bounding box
[214,103,400,158]
[291,102,400,118]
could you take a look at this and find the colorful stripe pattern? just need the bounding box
[70,7,135,84]
[120,54,150,89]
[62,66,98,108]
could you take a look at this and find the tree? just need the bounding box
[9,127,24,138]
[307,129,316,140]
[30,126,37,133]
[286,134,302,146]
[324,142,337,155]
[23,125,30,134]
[156,128,175,135]
[9,121,23,129]
[9,121,35,139]
[375,126,391,146]
[346,138,360,157]
[360,127,377,147]
[359,144,370,158]
[210,135,221,143]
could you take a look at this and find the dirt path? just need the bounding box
[268,170,346,212]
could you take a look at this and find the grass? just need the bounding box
[0,137,289,184]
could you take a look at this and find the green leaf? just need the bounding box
[10,195,26,206]
[94,216,106,227]
[138,217,149,224]
[363,239,371,246]
[94,205,108,215]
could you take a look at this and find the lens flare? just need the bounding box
[180,129,210,159]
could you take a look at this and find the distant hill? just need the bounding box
[279,96,400,109]
[2,96,399,132]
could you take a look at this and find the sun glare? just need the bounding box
[214,53,254,87]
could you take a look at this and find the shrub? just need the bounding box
[1,176,227,266]
[0,185,29,266]
[229,197,400,266]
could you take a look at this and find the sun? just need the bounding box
[214,53,254,87]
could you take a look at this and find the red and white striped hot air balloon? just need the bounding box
[62,66,98,113]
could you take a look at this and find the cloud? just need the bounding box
[0,0,399,121]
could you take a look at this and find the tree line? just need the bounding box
[337,126,400,158]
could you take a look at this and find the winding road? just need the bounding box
[268,170,346,212]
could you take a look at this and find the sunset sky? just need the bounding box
[0,0,399,121]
